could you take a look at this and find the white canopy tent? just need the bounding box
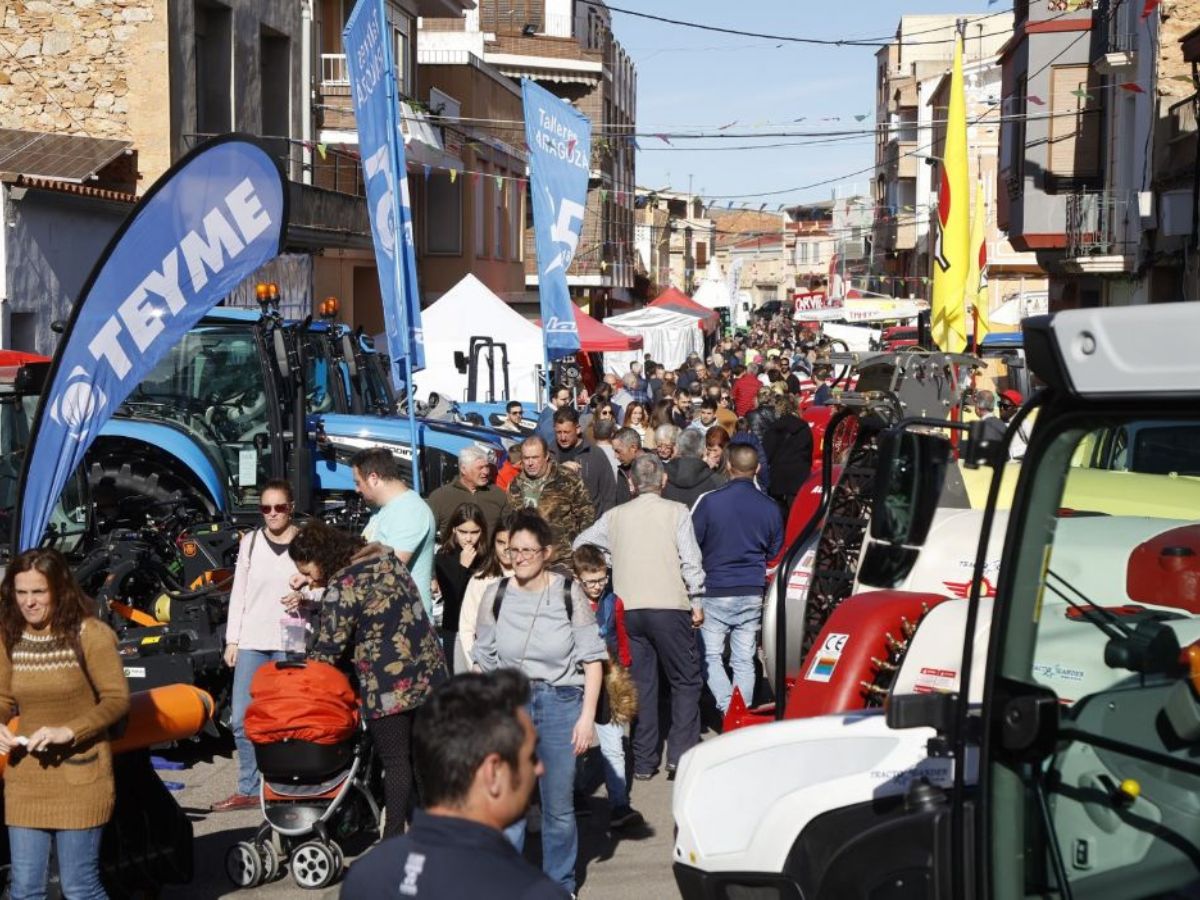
[602,306,704,374]
[414,274,544,402]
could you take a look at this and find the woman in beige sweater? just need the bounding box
[0,549,130,900]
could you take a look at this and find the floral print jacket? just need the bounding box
[309,552,447,719]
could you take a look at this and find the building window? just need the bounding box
[425,173,462,255]
[474,168,486,257]
[260,28,291,139]
[494,176,505,259]
[393,13,413,99]
[510,179,523,261]
[195,1,232,134]
[1048,64,1100,187]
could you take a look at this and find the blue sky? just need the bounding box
[617,1,998,206]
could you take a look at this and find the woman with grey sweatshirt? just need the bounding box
[472,509,607,897]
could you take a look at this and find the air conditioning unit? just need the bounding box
[1159,190,1194,237]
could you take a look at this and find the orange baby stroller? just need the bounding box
[225,660,380,891]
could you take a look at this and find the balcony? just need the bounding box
[1063,191,1136,274]
[886,138,918,180]
[1163,94,1198,178]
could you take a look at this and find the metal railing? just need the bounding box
[1169,94,1198,142]
[1066,190,1130,258]
[183,133,365,198]
[321,54,348,87]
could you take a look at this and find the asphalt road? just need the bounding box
[159,735,682,899]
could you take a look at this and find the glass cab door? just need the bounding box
[985,414,1200,899]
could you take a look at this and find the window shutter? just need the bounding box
[1049,65,1100,177]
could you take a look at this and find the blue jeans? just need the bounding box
[595,721,629,809]
[232,649,288,796]
[8,825,106,900]
[700,594,763,714]
[504,682,582,894]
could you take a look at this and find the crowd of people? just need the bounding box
[0,311,1034,898]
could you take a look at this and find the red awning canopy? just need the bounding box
[537,304,643,352]
[649,288,720,333]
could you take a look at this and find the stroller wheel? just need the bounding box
[258,840,281,883]
[225,840,263,888]
[330,840,345,875]
[291,841,338,890]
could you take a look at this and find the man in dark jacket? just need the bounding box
[762,394,813,513]
[342,671,567,899]
[553,406,616,516]
[612,427,643,506]
[664,428,724,509]
[691,444,783,714]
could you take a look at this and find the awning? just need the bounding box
[537,304,643,352]
[649,287,720,333]
[400,101,454,169]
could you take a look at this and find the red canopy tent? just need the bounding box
[649,288,720,333]
[537,304,643,352]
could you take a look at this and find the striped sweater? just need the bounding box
[0,619,130,829]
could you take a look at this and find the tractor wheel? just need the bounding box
[88,454,216,530]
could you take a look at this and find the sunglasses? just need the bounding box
[260,503,291,514]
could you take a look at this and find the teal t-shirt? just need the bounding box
[362,490,437,617]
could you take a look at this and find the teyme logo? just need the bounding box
[544,316,579,334]
[48,366,108,441]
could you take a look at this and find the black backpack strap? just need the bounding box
[562,576,574,621]
[492,577,510,621]
[493,575,573,622]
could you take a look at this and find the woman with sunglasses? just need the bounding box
[433,503,488,674]
[213,479,301,813]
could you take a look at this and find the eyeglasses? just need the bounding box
[260,503,291,514]
[509,409,524,416]
[509,547,544,559]
[580,577,608,588]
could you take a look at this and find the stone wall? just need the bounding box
[0,0,170,185]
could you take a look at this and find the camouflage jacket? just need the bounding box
[310,553,447,719]
[506,461,596,563]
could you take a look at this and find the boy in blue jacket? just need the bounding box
[572,545,643,830]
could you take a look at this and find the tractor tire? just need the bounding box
[88,454,216,530]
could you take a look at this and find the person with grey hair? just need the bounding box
[664,427,724,508]
[427,444,509,534]
[573,453,705,782]
[611,427,643,506]
[653,423,680,463]
[973,389,1007,446]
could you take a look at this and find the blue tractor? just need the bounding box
[88,305,509,528]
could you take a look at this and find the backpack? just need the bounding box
[492,575,574,622]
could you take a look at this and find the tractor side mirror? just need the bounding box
[886,691,957,733]
[341,335,359,377]
[272,329,291,380]
[453,351,468,374]
[870,428,951,549]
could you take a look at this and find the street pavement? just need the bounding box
[160,736,682,899]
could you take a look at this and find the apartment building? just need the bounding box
[873,14,1013,298]
[785,201,836,292]
[634,189,671,299]
[998,0,1200,307]
[422,0,637,314]
[710,209,792,305]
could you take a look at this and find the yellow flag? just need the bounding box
[966,181,990,344]
[931,34,969,353]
